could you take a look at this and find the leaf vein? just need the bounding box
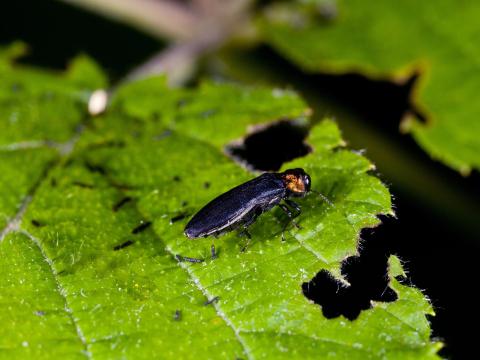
[240,329,374,354]
[20,230,92,359]
[166,245,254,360]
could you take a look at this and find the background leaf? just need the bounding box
[0,55,440,358]
[260,0,480,174]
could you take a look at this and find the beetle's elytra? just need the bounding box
[184,168,311,240]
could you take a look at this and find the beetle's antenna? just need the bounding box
[311,189,367,246]
[311,189,335,208]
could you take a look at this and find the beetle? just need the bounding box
[184,168,311,251]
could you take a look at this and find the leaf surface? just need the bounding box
[0,52,440,358]
[0,44,104,234]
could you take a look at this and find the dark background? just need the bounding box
[2,1,479,358]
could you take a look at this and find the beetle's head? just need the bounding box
[281,168,311,197]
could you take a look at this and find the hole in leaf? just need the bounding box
[31,219,45,227]
[170,213,189,224]
[225,120,311,171]
[112,196,132,212]
[85,161,107,175]
[131,221,152,234]
[72,181,94,189]
[302,231,397,320]
[113,240,134,251]
[87,140,126,149]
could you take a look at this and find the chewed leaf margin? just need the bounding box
[0,52,442,359]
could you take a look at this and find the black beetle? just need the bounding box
[184,168,311,247]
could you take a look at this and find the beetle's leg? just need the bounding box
[278,203,302,241]
[286,200,302,229]
[285,199,301,214]
[211,242,217,260]
[240,227,252,252]
[241,239,251,252]
[236,209,258,252]
[278,203,301,228]
[237,226,252,239]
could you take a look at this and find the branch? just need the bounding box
[60,0,198,40]
[124,32,222,84]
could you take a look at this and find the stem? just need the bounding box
[124,33,222,84]
[61,0,198,40]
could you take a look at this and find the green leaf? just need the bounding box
[111,77,311,148]
[260,0,480,174]
[0,232,87,359]
[0,149,56,231]
[0,44,103,232]
[1,55,440,358]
